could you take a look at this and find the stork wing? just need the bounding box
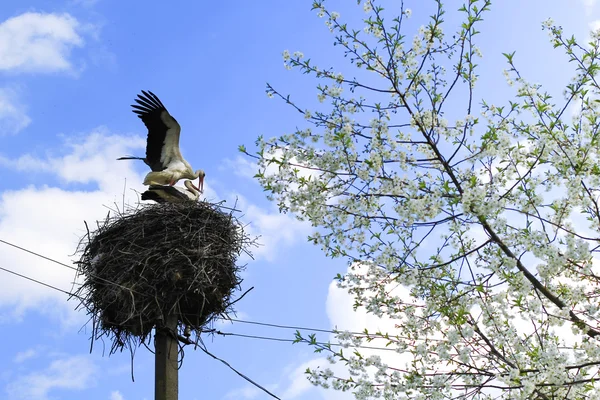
[131,90,181,172]
[141,190,166,203]
[149,185,190,200]
[145,185,193,202]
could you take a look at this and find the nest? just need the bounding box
[74,201,252,354]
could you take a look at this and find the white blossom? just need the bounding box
[254,2,600,399]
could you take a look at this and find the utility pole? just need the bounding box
[155,314,179,400]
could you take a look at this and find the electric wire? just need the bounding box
[0,239,77,271]
[0,260,283,399]
[0,261,406,352]
[209,330,402,351]
[0,238,151,298]
[226,317,443,343]
[0,265,76,298]
[0,238,442,346]
[198,344,281,400]
[1,239,348,335]
[228,317,392,338]
[228,317,337,334]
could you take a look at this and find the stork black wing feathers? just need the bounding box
[141,190,165,203]
[131,90,174,172]
[151,185,190,199]
[142,185,191,203]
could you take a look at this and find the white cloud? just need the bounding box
[583,0,597,15]
[323,267,417,391]
[223,156,259,180]
[589,21,600,49]
[568,97,583,119]
[324,266,415,338]
[280,358,327,399]
[0,12,83,73]
[277,264,421,400]
[224,385,265,400]
[224,155,315,262]
[0,153,51,171]
[109,391,124,400]
[0,130,145,322]
[237,196,311,262]
[227,149,326,187]
[51,130,146,193]
[0,88,30,135]
[6,355,96,400]
[13,348,37,363]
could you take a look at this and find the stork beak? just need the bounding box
[198,175,204,194]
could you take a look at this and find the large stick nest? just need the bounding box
[74,201,252,354]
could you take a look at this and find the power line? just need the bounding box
[228,318,405,340]
[0,238,150,298]
[0,251,283,398]
[229,318,337,334]
[0,237,440,345]
[0,239,77,271]
[209,330,401,352]
[1,239,378,338]
[0,238,347,335]
[0,264,405,352]
[0,265,78,299]
[199,344,281,400]
[227,318,443,343]
[213,331,293,343]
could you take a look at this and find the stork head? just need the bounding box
[195,169,205,193]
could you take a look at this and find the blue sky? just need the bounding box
[0,1,597,399]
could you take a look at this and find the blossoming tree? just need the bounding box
[243,0,600,398]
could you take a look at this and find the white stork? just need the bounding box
[118,90,205,191]
[141,180,201,203]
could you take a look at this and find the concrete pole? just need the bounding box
[155,314,178,400]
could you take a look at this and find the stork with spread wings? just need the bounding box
[118,90,205,195]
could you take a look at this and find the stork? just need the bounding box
[141,180,202,203]
[118,90,204,192]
